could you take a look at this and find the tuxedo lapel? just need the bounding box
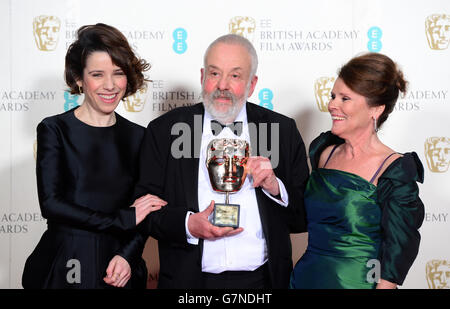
[246,102,271,241]
[180,103,204,212]
[246,102,274,157]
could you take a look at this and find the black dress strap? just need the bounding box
[322,144,339,168]
[369,152,398,183]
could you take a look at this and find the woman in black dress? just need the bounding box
[22,23,166,289]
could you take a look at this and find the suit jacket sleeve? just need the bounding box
[36,120,136,233]
[283,118,309,233]
[134,121,188,244]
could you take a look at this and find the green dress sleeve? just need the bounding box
[376,152,425,285]
[308,131,344,169]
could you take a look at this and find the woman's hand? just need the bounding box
[103,255,131,288]
[131,194,167,225]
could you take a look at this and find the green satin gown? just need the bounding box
[290,167,381,289]
[290,131,425,289]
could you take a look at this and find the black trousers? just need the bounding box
[202,263,271,289]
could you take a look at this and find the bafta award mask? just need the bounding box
[205,138,250,228]
[206,138,250,193]
[33,15,61,51]
[426,260,450,289]
[425,14,450,50]
[425,137,450,173]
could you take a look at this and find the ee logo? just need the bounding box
[64,91,80,111]
[173,28,187,54]
[367,26,382,52]
[259,88,273,110]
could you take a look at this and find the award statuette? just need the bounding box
[206,138,250,228]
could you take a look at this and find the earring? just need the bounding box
[373,117,378,133]
[78,85,83,94]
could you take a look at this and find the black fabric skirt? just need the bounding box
[22,224,147,289]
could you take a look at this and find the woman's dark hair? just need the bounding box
[338,52,407,128]
[65,23,150,98]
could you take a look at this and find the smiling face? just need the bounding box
[328,78,382,139]
[206,139,250,192]
[76,51,127,116]
[201,42,257,124]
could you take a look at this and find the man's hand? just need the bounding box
[187,201,243,240]
[246,156,280,196]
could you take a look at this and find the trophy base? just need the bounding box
[211,203,240,228]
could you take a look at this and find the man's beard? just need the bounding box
[202,87,249,124]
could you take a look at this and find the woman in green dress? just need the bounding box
[290,53,424,289]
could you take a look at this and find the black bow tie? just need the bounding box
[211,120,243,136]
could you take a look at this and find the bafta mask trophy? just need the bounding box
[206,138,250,228]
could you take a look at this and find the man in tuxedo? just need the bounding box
[135,34,309,288]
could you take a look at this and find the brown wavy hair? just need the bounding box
[65,23,150,98]
[338,52,407,128]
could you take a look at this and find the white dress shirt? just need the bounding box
[184,105,289,273]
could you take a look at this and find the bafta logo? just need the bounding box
[425,14,450,50]
[229,16,256,42]
[424,137,450,173]
[33,15,61,51]
[314,77,335,112]
[426,260,450,289]
[123,87,147,112]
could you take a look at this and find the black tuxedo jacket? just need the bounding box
[135,102,309,288]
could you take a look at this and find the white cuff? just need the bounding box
[262,177,289,207]
[185,211,199,245]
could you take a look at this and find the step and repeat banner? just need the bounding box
[0,0,449,289]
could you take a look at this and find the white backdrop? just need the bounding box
[1,0,449,289]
